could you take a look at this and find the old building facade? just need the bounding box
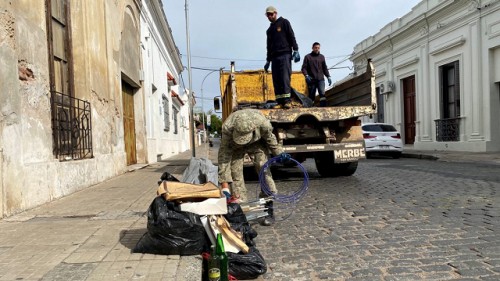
[352,0,500,152]
[0,0,189,217]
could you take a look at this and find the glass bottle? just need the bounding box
[207,245,220,281]
[216,233,229,281]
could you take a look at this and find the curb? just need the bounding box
[401,152,439,160]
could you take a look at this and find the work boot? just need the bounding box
[260,199,274,226]
[283,101,292,109]
[260,216,275,226]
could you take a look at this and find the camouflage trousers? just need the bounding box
[230,142,277,202]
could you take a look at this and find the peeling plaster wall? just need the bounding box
[0,0,143,218]
[121,3,147,164]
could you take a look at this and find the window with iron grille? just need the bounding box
[46,0,93,160]
[163,95,170,131]
[435,60,460,141]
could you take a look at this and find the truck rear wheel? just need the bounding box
[314,152,358,177]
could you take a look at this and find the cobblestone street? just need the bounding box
[250,158,500,280]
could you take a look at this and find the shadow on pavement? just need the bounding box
[119,228,147,250]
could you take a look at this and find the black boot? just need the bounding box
[260,200,274,226]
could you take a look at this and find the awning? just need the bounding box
[167,72,177,85]
[171,90,184,105]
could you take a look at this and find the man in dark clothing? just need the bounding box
[264,6,299,109]
[301,42,331,107]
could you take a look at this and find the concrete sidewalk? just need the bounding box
[402,146,500,165]
[0,143,215,281]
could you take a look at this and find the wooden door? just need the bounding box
[376,87,384,122]
[122,82,137,165]
[402,76,416,144]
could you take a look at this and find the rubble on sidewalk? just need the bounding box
[133,157,268,280]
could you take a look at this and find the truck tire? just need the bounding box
[314,152,334,177]
[334,161,358,176]
[314,152,358,177]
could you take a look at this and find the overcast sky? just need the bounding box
[162,0,421,113]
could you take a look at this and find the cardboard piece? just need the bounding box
[216,216,249,254]
[201,216,216,246]
[157,181,222,201]
[180,197,228,215]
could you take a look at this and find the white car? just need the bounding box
[362,123,403,159]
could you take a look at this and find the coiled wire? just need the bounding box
[258,155,309,204]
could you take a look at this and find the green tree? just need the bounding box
[209,114,222,136]
[195,112,222,136]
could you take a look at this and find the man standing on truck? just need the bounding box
[218,109,290,225]
[264,6,300,109]
[301,42,332,107]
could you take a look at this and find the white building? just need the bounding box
[352,0,500,152]
[140,0,190,162]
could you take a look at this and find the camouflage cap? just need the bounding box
[232,113,257,145]
[265,6,277,13]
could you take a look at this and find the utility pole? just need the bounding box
[200,68,223,143]
[185,0,195,157]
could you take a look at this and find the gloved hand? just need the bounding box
[277,152,291,163]
[327,76,332,86]
[292,51,300,63]
[221,187,231,199]
[305,75,312,84]
[264,61,270,72]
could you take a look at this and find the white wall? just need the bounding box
[140,1,189,162]
[351,0,500,152]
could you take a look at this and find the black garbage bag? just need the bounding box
[133,196,209,255]
[263,88,313,108]
[225,202,247,224]
[157,171,180,185]
[228,247,267,280]
[224,203,257,246]
[291,87,313,107]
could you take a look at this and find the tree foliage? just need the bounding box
[195,112,222,136]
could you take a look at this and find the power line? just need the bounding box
[180,53,353,62]
[192,66,224,71]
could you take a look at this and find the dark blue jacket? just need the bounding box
[266,17,298,61]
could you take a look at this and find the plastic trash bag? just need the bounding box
[224,203,257,246]
[291,88,313,107]
[157,171,180,185]
[228,247,267,280]
[182,157,218,186]
[133,196,209,255]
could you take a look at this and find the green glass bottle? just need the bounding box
[216,233,229,281]
[207,245,220,281]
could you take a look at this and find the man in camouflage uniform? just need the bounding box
[218,109,284,203]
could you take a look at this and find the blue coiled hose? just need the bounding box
[258,155,309,204]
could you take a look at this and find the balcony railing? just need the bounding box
[435,117,460,142]
[51,91,93,161]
